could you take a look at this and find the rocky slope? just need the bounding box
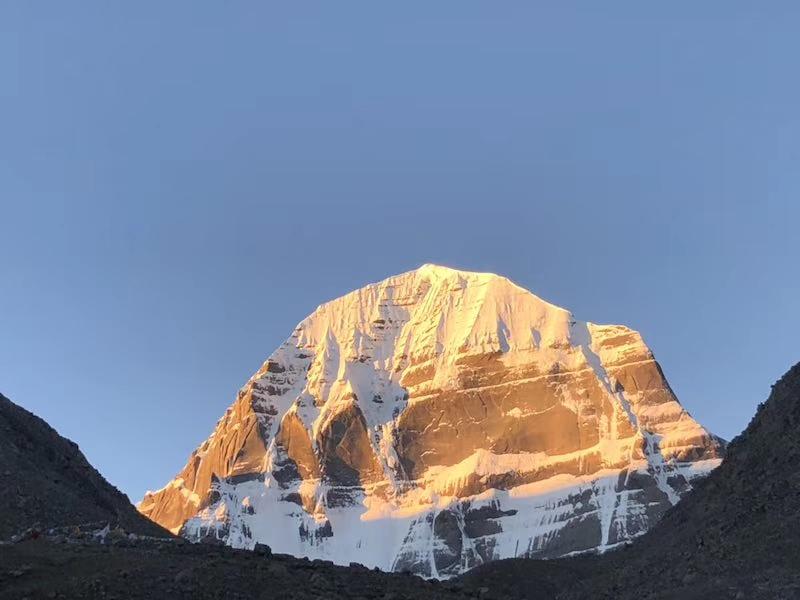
[461,361,800,599]
[0,537,474,600]
[0,393,170,539]
[139,264,722,576]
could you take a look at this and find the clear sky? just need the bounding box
[2,2,798,503]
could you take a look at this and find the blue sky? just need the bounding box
[2,2,798,502]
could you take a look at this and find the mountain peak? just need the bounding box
[295,264,570,372]
[139,267,723,578]
[415,262,499,280]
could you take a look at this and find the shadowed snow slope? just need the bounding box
[139,265,722,577]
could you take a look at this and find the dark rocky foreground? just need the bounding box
[0,393,169,540]
[2,361,800,599]
[0,532,474,600]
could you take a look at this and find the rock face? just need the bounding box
[462,361,800,600]
[139,265,722,577]
[0,393,170,539]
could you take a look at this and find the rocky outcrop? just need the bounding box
[137,392,267,533]
[0,393,170,539]
[139,265,722,576]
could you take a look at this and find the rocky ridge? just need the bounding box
[0,392,170,540]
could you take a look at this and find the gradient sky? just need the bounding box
[2,2,799,503]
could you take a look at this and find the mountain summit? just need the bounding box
[139,265,722,577]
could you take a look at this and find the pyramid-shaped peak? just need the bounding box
[292,262,574,365]
[140,262,724,575]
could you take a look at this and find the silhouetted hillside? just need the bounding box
[0,393,169,539]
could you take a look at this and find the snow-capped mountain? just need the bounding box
[139,264,722,577]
